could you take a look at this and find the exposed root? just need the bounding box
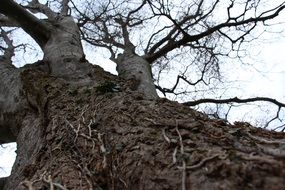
[65,118,80,143]
[178,153,227,170]
[246,132,285,145]
[162,128,171,144]
[258,145,285,158]
[238,153,280,165]
[175,121,186,190]
[43,174,67,190]
[21,181,35,190]
[98,133,108,169]
[173,146,178,164]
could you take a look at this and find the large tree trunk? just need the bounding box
[2,59,285,189]
[1,1,285,189]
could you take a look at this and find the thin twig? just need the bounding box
[172,146,178,164]
[43,175,67,190]
[177,153,226,170]
[162,128,171,144]
[175,120,186,190]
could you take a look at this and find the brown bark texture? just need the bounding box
[2,61,285,190]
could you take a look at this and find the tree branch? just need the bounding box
[24,0,57,19]
[0,14,19,27]
[114,17,135,52]
[61,0,70,15]
[0,28,15,63]
[183,97,285,107]
[0,0,51,48]
[146,2,285,63]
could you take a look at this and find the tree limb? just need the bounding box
[0,15,19,27]
[0,0,51,48]
[0,28,15,63]
[183,97,285,107]
[24,0,57,19]
[146,2,285,63]
[60,0,70,15]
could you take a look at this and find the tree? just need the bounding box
[0,0,285,189]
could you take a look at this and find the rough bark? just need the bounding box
[2,64,285,189]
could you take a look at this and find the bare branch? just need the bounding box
[61,0,70,15]
[0,0,51,48]
[183,97,285,108]
[114,17,135,52]
[0,28,15,63]
[24,0,57,19]
[156,73,206,96]
[0,15,19,27]
[264,107,281,129]
[126,0,147,23]
[146,2,285,63]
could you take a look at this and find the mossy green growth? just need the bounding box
[82,87,92,95]
[68,87,78,96]
[95,82,121,94]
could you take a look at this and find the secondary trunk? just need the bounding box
[114,51,158,99]
[42,16,90,81]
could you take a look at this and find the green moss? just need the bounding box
[82,87,92,95]
[95,82,121,94]
[69,89,78,96]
